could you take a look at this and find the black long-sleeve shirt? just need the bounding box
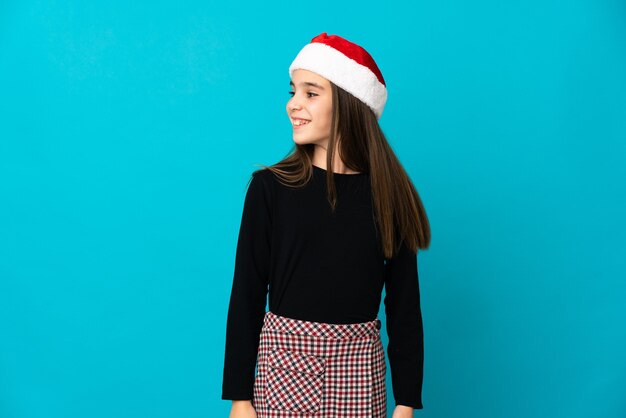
[221,165,424,409]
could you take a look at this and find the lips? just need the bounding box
[292,118,311,129]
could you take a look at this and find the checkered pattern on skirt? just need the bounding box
[252,310,387,417]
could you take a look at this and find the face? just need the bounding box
[287,69,333,147]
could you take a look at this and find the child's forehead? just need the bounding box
[290,70,329,87]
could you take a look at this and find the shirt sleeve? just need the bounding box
[221,171,272,400]
[383,240,425,409]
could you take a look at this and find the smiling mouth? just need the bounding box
[292,119,310,126]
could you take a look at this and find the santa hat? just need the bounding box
[288,32,387,120]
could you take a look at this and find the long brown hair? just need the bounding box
[252,81,431,259]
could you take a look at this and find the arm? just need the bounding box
[222,172,272,400]
[383,240,425,410]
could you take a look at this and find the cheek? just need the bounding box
[312,101,333,124]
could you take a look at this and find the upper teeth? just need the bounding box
[294,119,309,126]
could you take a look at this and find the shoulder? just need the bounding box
[250,165,294,190]
[248,164,309,193]
[250,167,277,188]
[245,167,279,203]
[251,166,273,180]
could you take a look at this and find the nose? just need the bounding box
[288,96,302,112]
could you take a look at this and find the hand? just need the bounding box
[228,400,257,418]
[392,404,414,418]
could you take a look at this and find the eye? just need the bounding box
[287,91,318,98]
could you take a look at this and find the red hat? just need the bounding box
[289,32,388,119]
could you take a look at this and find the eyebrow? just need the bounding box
[289,80,326,90]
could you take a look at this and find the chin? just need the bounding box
[292,137,316,145]
[292,130,328,146]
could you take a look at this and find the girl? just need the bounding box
[222,32,430,418]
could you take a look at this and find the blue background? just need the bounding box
[1,1,625,417]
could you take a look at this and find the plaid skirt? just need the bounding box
[252,310,387,417]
